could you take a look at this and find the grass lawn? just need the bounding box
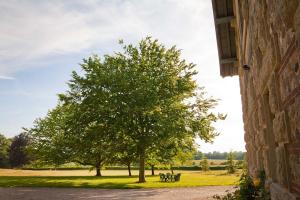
[0,169,241,189]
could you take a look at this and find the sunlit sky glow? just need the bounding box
[0,0,245,152]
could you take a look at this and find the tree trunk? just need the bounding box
[95,162,101,176]
[170,164,174,174]
[138,149,146,183]
[151,165,155,176]
[127,163,132,176]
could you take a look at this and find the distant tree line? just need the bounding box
[194,151,245,160]
[0,133,32,168]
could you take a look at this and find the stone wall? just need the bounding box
[234,0,300,199]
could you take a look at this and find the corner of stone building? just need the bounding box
[211,0,300,198]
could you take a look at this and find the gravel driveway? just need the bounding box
[0,186,235,200]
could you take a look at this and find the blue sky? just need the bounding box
[0,0,245,152]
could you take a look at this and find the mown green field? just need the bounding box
[0,169,240,189]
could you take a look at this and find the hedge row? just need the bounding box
[22,165,242,171]
[22,167,90,170]
[104,165,231,170]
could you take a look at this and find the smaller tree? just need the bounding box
[193,151,203,160]
[175,148,195,166]
[114,135,137,176]
[27,105,72,168]
[0,134,11,168]
[226,151,236,174]
[200,155,209,171]
[146,151,160,176]
[9,133,32,168]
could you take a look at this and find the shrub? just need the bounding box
[200,155,209,171]
[226,152,236,174]
[213,170,270,200]
[235,160,244,169]
[210,166,226,170]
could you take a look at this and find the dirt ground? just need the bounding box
[0,186,235,200]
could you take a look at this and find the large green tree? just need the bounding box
[38,37,223,182]
[108,38,223,182]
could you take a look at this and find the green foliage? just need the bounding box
[9,133,32,168]
[226,152,236,174]
[106,165,229,171]
[27,105,72,168]
[29,103,115,176]
[200,155,209,171]
[0,134,11,168]
[255,171,271,200]
[235,160,245,169]
[174,145,196,166]
[29,37,224,182]
[213,170,270,200]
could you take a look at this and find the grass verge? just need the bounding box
[0,170,240,189]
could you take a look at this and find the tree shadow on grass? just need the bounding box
[215,172,241,176]
[0,176,144,189]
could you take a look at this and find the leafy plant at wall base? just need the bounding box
[213,170,270,200]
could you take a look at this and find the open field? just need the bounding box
[0,169,241,189]
[191,159,241,166]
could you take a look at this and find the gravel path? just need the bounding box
[0,186,235,200]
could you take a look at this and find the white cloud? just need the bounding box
[0,0,212,75]
[0,75,14,80]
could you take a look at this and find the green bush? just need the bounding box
[209,166,226,170]
[200,155,209,171]
[226,152,236,174]
[172,166,201,170]
[213,170,270,200]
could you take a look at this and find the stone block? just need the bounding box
[278,48,300,103]
[275,146,288,187]
[257,101,266,129]
[254,134,261,149]
[295,4,300,44]
[288,98,300,141]
[255,149,264,171]
[258,128,267,147]
[268,73,280,114]
[289,154,300,184]
[270,182,298,200]
[261,47,274,78]
[273,111,289,144]
[251,111,259,132]
[263,149,276,180]
[284,0,299,29]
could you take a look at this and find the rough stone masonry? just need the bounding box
[211,0,300,199]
